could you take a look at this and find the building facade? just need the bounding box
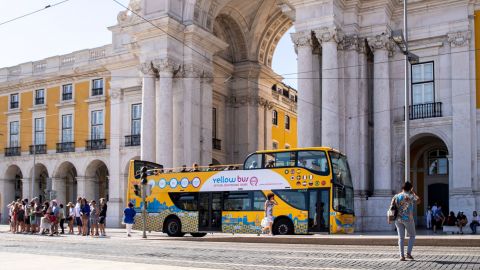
[1,0,480,231]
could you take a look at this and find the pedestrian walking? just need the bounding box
[123,202,136,237]
[470,211,479,234]
[390,181,420,261]
[98,198,107,237]
[261,193,278,236]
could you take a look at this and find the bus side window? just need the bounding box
[245,154,262,169]
[169,193,198,211]
[224,192,251,211]
[253,191,266,210]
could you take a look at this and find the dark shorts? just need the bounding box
[25,217,30,225]
[75,217,82,226]
[99,216,106,225]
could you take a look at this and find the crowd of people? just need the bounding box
[425,204,479,234]
[7,197,107,237]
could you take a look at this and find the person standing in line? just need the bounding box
[123,202,136,237]
[33,198,43,234]
[261,193,278,236]
[16,203,25,233]
[80,198,90,236]
[390,181,420,261]
[67,202,75,234]
[98,198,108,237]
[74,197,83,235]
[23,199,30,233]
[58,203,66,234]
[89,200,99,237]
[425,206,432,229]
[28,201,36,234]
[470,211,479,234]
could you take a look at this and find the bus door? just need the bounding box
[308,189,329,232]
[198,192,223,231]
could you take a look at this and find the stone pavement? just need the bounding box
[0,226,480,269]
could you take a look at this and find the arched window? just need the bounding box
[272,110,278,125]
[428,149,448,175]
[285,115,290,130]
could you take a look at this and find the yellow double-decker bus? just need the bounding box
[127,147,355,236]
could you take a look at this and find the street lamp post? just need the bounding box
[403,0,410,184]
[31,137,36,199]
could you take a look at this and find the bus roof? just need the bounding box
[254,147,345,155]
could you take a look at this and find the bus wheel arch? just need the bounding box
[163,215,185,237]
[273,216,294,235]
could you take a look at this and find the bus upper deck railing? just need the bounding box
[135,164,245,178]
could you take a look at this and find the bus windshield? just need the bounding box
[329,152,354,214]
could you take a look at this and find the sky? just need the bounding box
[0,0,298,89]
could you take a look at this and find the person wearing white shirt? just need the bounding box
[74,197,82,235]
[470,211,479,234]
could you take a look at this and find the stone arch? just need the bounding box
[52,161,78,205]
[84,160,109,201]
[394,129,452,163]
[4,165,23,201]
[256,10,292,67]
[213,14,248,62]
[28,163,49,202]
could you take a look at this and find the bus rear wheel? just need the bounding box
[273,218,294,235]
[190,233,207,237]
[165,217,185,237]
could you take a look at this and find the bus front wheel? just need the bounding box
[164,217,185,237]
[190,233,207,237]
[273,218,294,235]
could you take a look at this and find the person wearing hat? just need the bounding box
[66,202,75,234]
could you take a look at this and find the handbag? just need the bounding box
[387,197,398,224]
[260,217,269,228]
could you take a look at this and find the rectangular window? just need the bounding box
[62,114,73,142]
[285,115,290,130]
[273,189,307,210]
[91,110,103,139]
[34,117,45,144]
[224,192,251,211]
[10,93,19,109]
[131,104,141,135]
[62,84,73,101]
[212,108,217,138]
[253,191,266,211]
[169,193,198,211]
[92,79,103,96]
[9,121,19,147]
[35,89,45,105]
[411,62,434,105]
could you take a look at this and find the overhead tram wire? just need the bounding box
[0,0,72,27]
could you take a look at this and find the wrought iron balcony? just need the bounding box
[35,97,44,105]
[29,144,47,154]
[86,139,106,150]
[5,147,21,157]
[62,93,72,101]
[213,138,222,150]
[125,134,141,147]
[10,101,19,109]
[92,88,103,96]
[56,142,75,153]
[404,102,442,120]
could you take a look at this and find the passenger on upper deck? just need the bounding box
[192,163,200,172]
[265,160,274,168]
[180,165,187,173]
[249,161,258,169]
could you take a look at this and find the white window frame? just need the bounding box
[272,110,278,126]
[61,114,74,143]
[61,83,74,101]
[285,115,290,130]
[90,110,104,140]
[131,104,141,135]
[34,117,45,145]
[91,78,104,97]
[9,121,20,147]
[411,62,434,105]
[34,89,45,105]
[10,93,20,110]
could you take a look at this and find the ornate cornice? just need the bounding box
[447,30,471,48]
[367,34,395,56]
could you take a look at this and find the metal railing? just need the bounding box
[29,144,47,154]
[125,134,141,147]
[10,101,19,109]
[92,88,103,96]
[35,97,44,105]
[404,102,442,120]
[86,139,106,150]
[5,147,21,157]
[213,138,222,150]
[56,142,75,153]
[62,93,72,101]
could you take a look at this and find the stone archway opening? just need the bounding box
[85,160,109,201]
[53,162,78,205]
[410,134,449,227]
[5,165,23,201]
[30,164,49,202]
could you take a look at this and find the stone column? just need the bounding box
[448,31,475,213]
[173,72,185,167]
[108,87,123,228]
[139,62,156,162]
[154,59,176,168]
[344,35,361,193]
[200,72,214,166]
[358,41,369,194]
[0,178,15,223]
[76,176,95,200]
[368,34,393,196]
[291,31,317,147]
[182,64,202,166]
[22,178,31,200]
[51,178,66,204]
[316,27,342,150]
